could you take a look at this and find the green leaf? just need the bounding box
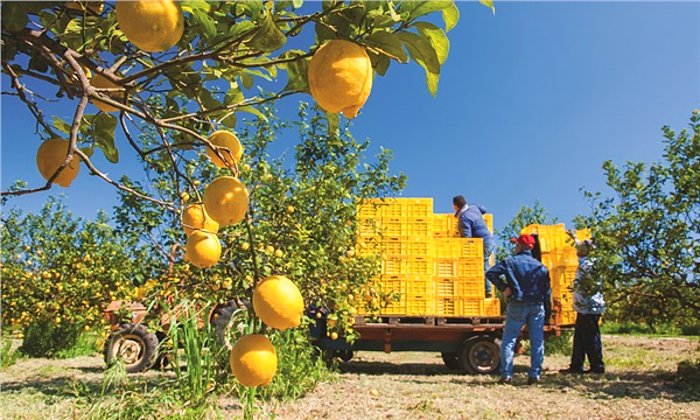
[368,51,390,76]
[191,9,217,41]
[2,2,29,32]
[365,31,407,63]
[247,10,287,52]
[442,2,460,32]
[238,105,269,122]
[282,51,310,92]
[93,113,118,163]
[414,22,449,65]
[293,0,304,9]
[240,73,254,89]
[53,117,72,134]
[80,147,94,158]
[396,31,440,96]
[229,20,256,41]
[480,0,496,14]
[326,112,339,137]
[220,112,237,129]
[180,0,211,14]
[224,84,244,106]
[405,1,451,21]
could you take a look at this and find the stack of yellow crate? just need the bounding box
[520,224,590,325]
[357,198,500,317]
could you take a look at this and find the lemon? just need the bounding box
[36,138,80,187]
[91,73,124,113]
[252,275,304,331]
[181,203,219,236]
[185,231,221,269]
[205,130,243,168]
[230,334,277,387]
[203,176,249,226]
[308,40,373,118]
[116,0,184,52]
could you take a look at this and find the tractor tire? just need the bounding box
[458,335,501,375]
[441,352,461,370]
[104,323,158,373]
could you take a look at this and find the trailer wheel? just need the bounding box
[458,336,500,375]
[441,352,460,370]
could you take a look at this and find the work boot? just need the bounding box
[559,367,584,374]
[498,377,513,385]
[527,376,539,385]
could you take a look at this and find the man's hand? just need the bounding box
[503,287,512,299]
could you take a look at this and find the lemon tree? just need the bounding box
[0,0,489,202]
[0,195,158,356]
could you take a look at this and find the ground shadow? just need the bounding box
[338,360,697,402]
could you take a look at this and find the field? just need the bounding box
[1,335,698,419]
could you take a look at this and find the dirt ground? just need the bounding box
[1,335,699,419]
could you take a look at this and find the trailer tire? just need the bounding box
[458,335,500,375]
[104,323,158,373]
[441,352,460,370]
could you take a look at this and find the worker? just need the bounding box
[559,234,605,374]
[452,195,496,297]
[486,234,552,385]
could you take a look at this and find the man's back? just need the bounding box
[486,250,551,304]
[457,204,492,241]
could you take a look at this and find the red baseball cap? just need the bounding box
[510,234,536,248]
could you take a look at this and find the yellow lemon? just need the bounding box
[330,332,339,340]
[185,231,221,269]
[308,40,373,118]
[36,138,80,187]
[91,73,124,113]
[203,176,249,227]
[253,275,304,331]
[181,203,219,236]
[205,130,244,168]
[116,0,184,52]
[230,334,277,387]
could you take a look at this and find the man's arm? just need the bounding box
[542,267,552,324]
[486,260,509,291]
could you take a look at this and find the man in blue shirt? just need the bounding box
[453,195,496,297]
[486,234,552,385]
[560,236,605,374]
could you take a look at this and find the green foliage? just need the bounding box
[676,357,700,397]
[545,330,573,356]
[18,317,82,358]
[496,200,557,259]
[579,110,700,326]
[1,338,20,368]
[0,0,477,173]
[115,103,406,339]
[600,321,700,337]
[0,196,159,337]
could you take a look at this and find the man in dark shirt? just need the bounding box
[486,234,552,385]
[453,195,496,297]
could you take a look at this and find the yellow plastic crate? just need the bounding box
[432,214,460,237]
[405,274,433,297]
[560,310,577,325]
[380,236,432,257]
[460,298,486,316]
[432,238,483,259]
[435,278,459,297]
[406,256,434,275]
[434,258,484,278]
[380,274,407,295]
[436,298,459,316]
[406,297,434,315]
[458,279,486,298]
[381,257,404,275]
[483,298,501,317]
[483,213,494,234]
[552,266,578,290]
[362,197,433,219]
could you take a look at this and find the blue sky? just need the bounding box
[2,1,699,233]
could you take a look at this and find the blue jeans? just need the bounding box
[571,313,604,372]
[483,239,496,294]
[501,301,545,379]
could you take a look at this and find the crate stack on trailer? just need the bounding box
[520,224,591,325]
[357,198,501,318]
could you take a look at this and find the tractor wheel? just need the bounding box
[441,352,461,370]
[458,335,501,375]
[104,323,158,373]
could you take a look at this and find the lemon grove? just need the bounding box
[0,0,493,415]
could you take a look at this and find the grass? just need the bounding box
[601,321,700,337]
[1,338,20,368]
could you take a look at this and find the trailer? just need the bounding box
[310,306,569,375]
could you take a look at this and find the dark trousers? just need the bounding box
[571,313,605,372]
